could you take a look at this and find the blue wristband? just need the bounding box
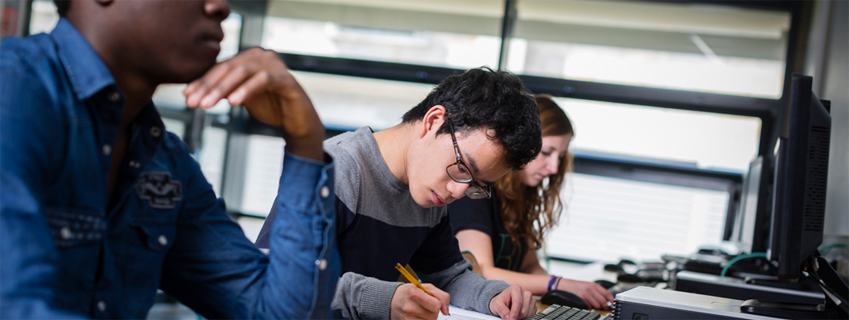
[547,275,557,291]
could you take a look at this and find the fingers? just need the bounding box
[408,287,443,315]
[422,284,451,315]
[506,286,522,320]
[182,47,324,161]
[391,283,445,320]
[521,289,536,319]
[492,299,512,320]
[584,290,606,309]
[184,48,280,109]
[491,285,526,320]
[184,54,240,109]
[601,286,615,305]
[583,283,614,310]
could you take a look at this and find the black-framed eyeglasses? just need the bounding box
[446,123,492,200]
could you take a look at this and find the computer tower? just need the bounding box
[613,287,783,320]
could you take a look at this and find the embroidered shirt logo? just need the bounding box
[136,172,182,209]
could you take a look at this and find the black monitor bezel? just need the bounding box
[768,74,831,280]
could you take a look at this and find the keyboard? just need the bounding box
[529,304,613,320]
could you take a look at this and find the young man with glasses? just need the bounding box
[258,67,543,320]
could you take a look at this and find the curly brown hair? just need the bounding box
[495,94,574,250]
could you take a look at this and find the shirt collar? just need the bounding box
[50,18,116,101]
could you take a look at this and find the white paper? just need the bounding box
[437,305,502,320]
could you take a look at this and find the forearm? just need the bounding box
[160,151,340,319]
[332,272,401,319]
[262,151,340,319]
[479,266,554,295]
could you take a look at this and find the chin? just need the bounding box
[166,59,218,84]
[409,192,431,209]
[418,199,434,209]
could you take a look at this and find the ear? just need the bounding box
[418,105,447,139]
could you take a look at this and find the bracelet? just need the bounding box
[554,276,562,291]
[547,275,557,291]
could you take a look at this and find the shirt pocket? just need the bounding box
[44,207,107,248]
[123,220,177,317]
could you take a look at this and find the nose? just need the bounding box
[446,181,472,202]
[545,156,560,174]
[204,0,231,21]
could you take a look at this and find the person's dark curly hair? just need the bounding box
[401,67,541,170]
[54,0,70,16]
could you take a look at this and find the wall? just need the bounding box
[816,0,849,238]
[806,1,848,281]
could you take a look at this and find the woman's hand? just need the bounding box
[555,279,614,310]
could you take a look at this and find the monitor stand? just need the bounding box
[741,256,849,320]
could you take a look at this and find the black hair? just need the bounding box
[401,67,541,170]
[54,0,70,16]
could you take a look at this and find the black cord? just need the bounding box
[806,259,849,314]
[809,270,849,314]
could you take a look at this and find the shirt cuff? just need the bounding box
[360,280,402,319]
[277,151,334,215]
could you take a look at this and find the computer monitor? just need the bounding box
[767,74,831,280]
[730,155,773,255]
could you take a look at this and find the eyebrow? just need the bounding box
[465,156,495,186]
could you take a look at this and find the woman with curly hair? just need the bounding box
[449,94,614,309]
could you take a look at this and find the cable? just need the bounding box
[806,267,849,314]
[819,243,846,256]
[720,252,767,278]
[806,258,849,313]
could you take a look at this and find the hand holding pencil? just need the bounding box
[391,263,451,320]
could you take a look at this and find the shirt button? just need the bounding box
[128,160,140,168]
[158,235,168,246]
[316,258,328,271]
[150,126,161,138]
[315,258,327,271]
[97,300,106,312]
[60,227,72,240]
[102,144,112,156]
[108,92,120,102]
[320,186,330,199]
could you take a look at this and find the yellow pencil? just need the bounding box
[395,263,434,296]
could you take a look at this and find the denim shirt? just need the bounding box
[0,18,340,319]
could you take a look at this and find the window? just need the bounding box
[28,0,58,35]
[553,96,762,172]
[239,134,285,217]
[293,71,434,131]
[262,0,503,69]
[509,1,790,98]
[547,173,730,262]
